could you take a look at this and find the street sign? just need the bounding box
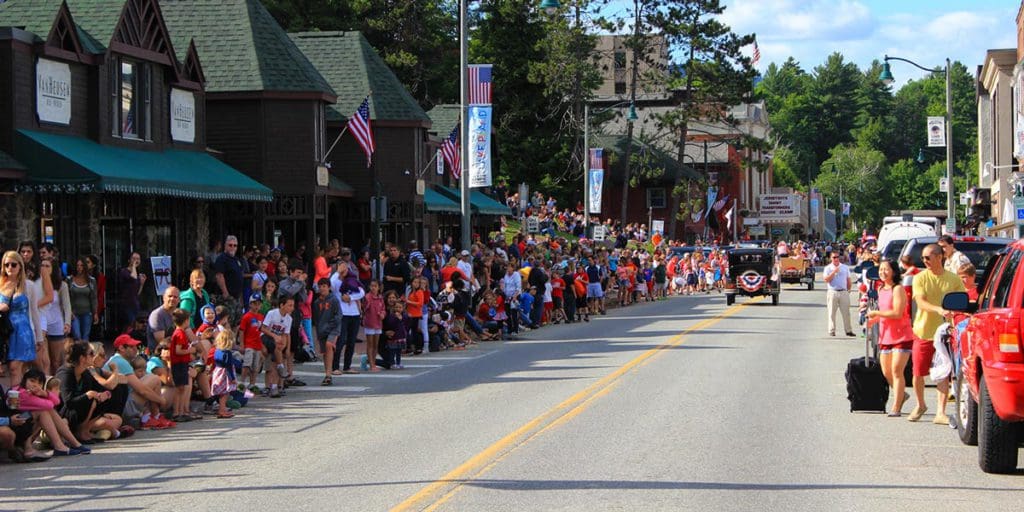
[1016,208,1024,221]
[651,219,664,234]
[939,177,948,193]
[525,216,539,233]
[370,196,388,222]
[316,165,329,187]
[945,218,955,234]
[592,225,606,241]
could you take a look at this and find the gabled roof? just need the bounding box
[591,133,702,181]
[0,0,123,54]
[426,104,460,136]
[161,0,334,97]
[289,31,426,123]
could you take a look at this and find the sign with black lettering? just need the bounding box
[170,89,195,143]
[36,59,71,125]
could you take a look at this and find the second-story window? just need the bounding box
[112,57,151,140]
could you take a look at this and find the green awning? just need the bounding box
[425,187,460,213]
[327,174,355,198]
[437,186,511,216]
[14,130,273,202]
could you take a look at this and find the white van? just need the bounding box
[877,221,936,262]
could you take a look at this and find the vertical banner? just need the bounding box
[150,256,172,297]
[468,105,492,188]
[705,186,718,219]
[588,148,603,215]
[810,188,820,224]
[927,116,946,147]
[436,149,444,175]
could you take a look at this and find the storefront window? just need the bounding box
[112,57,150,140]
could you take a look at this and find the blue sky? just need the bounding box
[602,0,1019,85]
[727,0,1019,83]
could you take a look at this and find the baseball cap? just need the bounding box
[460,250,470,257]
[114,334,142,349]
[249,293,263,303]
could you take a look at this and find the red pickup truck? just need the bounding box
[944,241,1024,474]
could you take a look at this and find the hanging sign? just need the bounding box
[927,116,946,147]
[939,177,949,193]
[436,150,444,175]
[651,219,664,235]
[588,148,603,215]
[170,89,195,143]
[468,106,492,188]
[1016,67,1024,158]
[36,58,71,125]
[150,256,172,297]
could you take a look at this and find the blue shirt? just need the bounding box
[105,353,134,375]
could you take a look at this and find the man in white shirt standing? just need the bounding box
[823,252,854,337]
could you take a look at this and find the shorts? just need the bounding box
[618,279,629,288]
[261,334,277,354]
[317,336,336,352]
[553,297,563,310]
[586,283,604,299]
[46,333,65,342]
[912,338,935,377]
[452,317,466,332]
[242,348,263,371]
[364,327,382,336]
[171,363,190,387]
[879,340,913,354]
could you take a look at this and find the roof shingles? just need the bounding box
[289,31,427,123]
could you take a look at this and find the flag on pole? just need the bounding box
[348,96,375,167]
[712,195,729,212]
[468,65,493,105]
[589,148,603,170]
[441,124,461,180]
[752,41,761,66]
[725,203,734,231]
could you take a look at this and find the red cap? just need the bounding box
[114,334,142,349]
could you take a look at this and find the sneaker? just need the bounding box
[360,354,369,372]
[261,387,271,397]
[70,445,91,455]
[270,388,282,398]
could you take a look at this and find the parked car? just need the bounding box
[724,248,779,306]
[943,241,1024,474]
[900,235,1014,276]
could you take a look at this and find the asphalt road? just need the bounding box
[2,277,1023,511]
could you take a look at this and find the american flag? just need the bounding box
[123,109,134,134]
[712,195,729,212]
[348,96,375,167]
[588,148,603,170]
[752,41,761,66]
[441,124,461,180]
[468,65,492,105]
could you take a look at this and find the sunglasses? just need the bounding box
[3,262,19,268]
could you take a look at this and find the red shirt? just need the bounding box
[170,327,191,364]
[551,277,565,299]
[239,311,265,351]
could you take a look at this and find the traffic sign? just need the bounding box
[525,216,539,233]
[592,225,606,241]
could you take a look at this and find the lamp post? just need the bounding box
[832,163,844,239]
[583,101,637,237]
[460,0,560,250]
[880,55,954,234]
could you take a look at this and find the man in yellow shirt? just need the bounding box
[910,244,965,424]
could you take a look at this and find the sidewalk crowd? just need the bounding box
[0,196,743,464]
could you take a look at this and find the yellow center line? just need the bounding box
[391,298,757,512]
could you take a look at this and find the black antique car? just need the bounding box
[724,248,780,306]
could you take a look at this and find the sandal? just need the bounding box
[216,412,235,419]
[342,369,359,374]
[331,369,343,376]
[321,376,332,386]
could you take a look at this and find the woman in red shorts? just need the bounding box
[866,259,914,417]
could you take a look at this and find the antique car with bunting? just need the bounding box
[724,248,780,306]
[779,255,814,290]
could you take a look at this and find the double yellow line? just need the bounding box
[391,299,754,511]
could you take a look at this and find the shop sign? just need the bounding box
[170,89,195,143]
[36,58,71,125]
[759,194,801,224]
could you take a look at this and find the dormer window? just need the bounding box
[111,57,151,140]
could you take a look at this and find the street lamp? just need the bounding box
[582,100,636,237]
[459,0,560,250]
[881,55,954,234]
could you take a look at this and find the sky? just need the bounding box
[602,0,1020,86]
[723,0,1019,84]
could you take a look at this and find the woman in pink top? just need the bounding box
[866,260,914,417]
[362,280,386,372]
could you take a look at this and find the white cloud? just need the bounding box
[721,0,875,42]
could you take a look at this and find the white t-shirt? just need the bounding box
[261,308,292,336]
[824,263,850,291]
[543,282,553,303]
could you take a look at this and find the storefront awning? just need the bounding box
[425,187,460,213]
[437,186,511,216]
[327,174,355,198]
[14,130,273,202]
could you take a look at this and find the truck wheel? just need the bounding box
[726,295,735,306]
[978,377,1018,473]
[771,293,779,306]
[954,362,978,446]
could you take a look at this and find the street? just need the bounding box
[2,276,1022,512]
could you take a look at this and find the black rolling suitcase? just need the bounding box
[845,331,889,412]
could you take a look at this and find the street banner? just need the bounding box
[705,186,717,219]
[651,219,664,235]
[1016,68,1024,158]
[436,149,444,175]
[468,106,492,188]
[150,256,172,297]
[927,116,946,147]
[842,202,850,216]
[810,189,820,224]
[939,177,948,193]
[588,169,603,214]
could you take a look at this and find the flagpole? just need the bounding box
[732,198,738,244]
[322,125,348,164]
[459,0,472,250]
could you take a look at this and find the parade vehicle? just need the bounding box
[900,235,1014,278]
[942,241,1024,474]
[778,255,814,290]
[724,248,780,306]
[876,221,936,263]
